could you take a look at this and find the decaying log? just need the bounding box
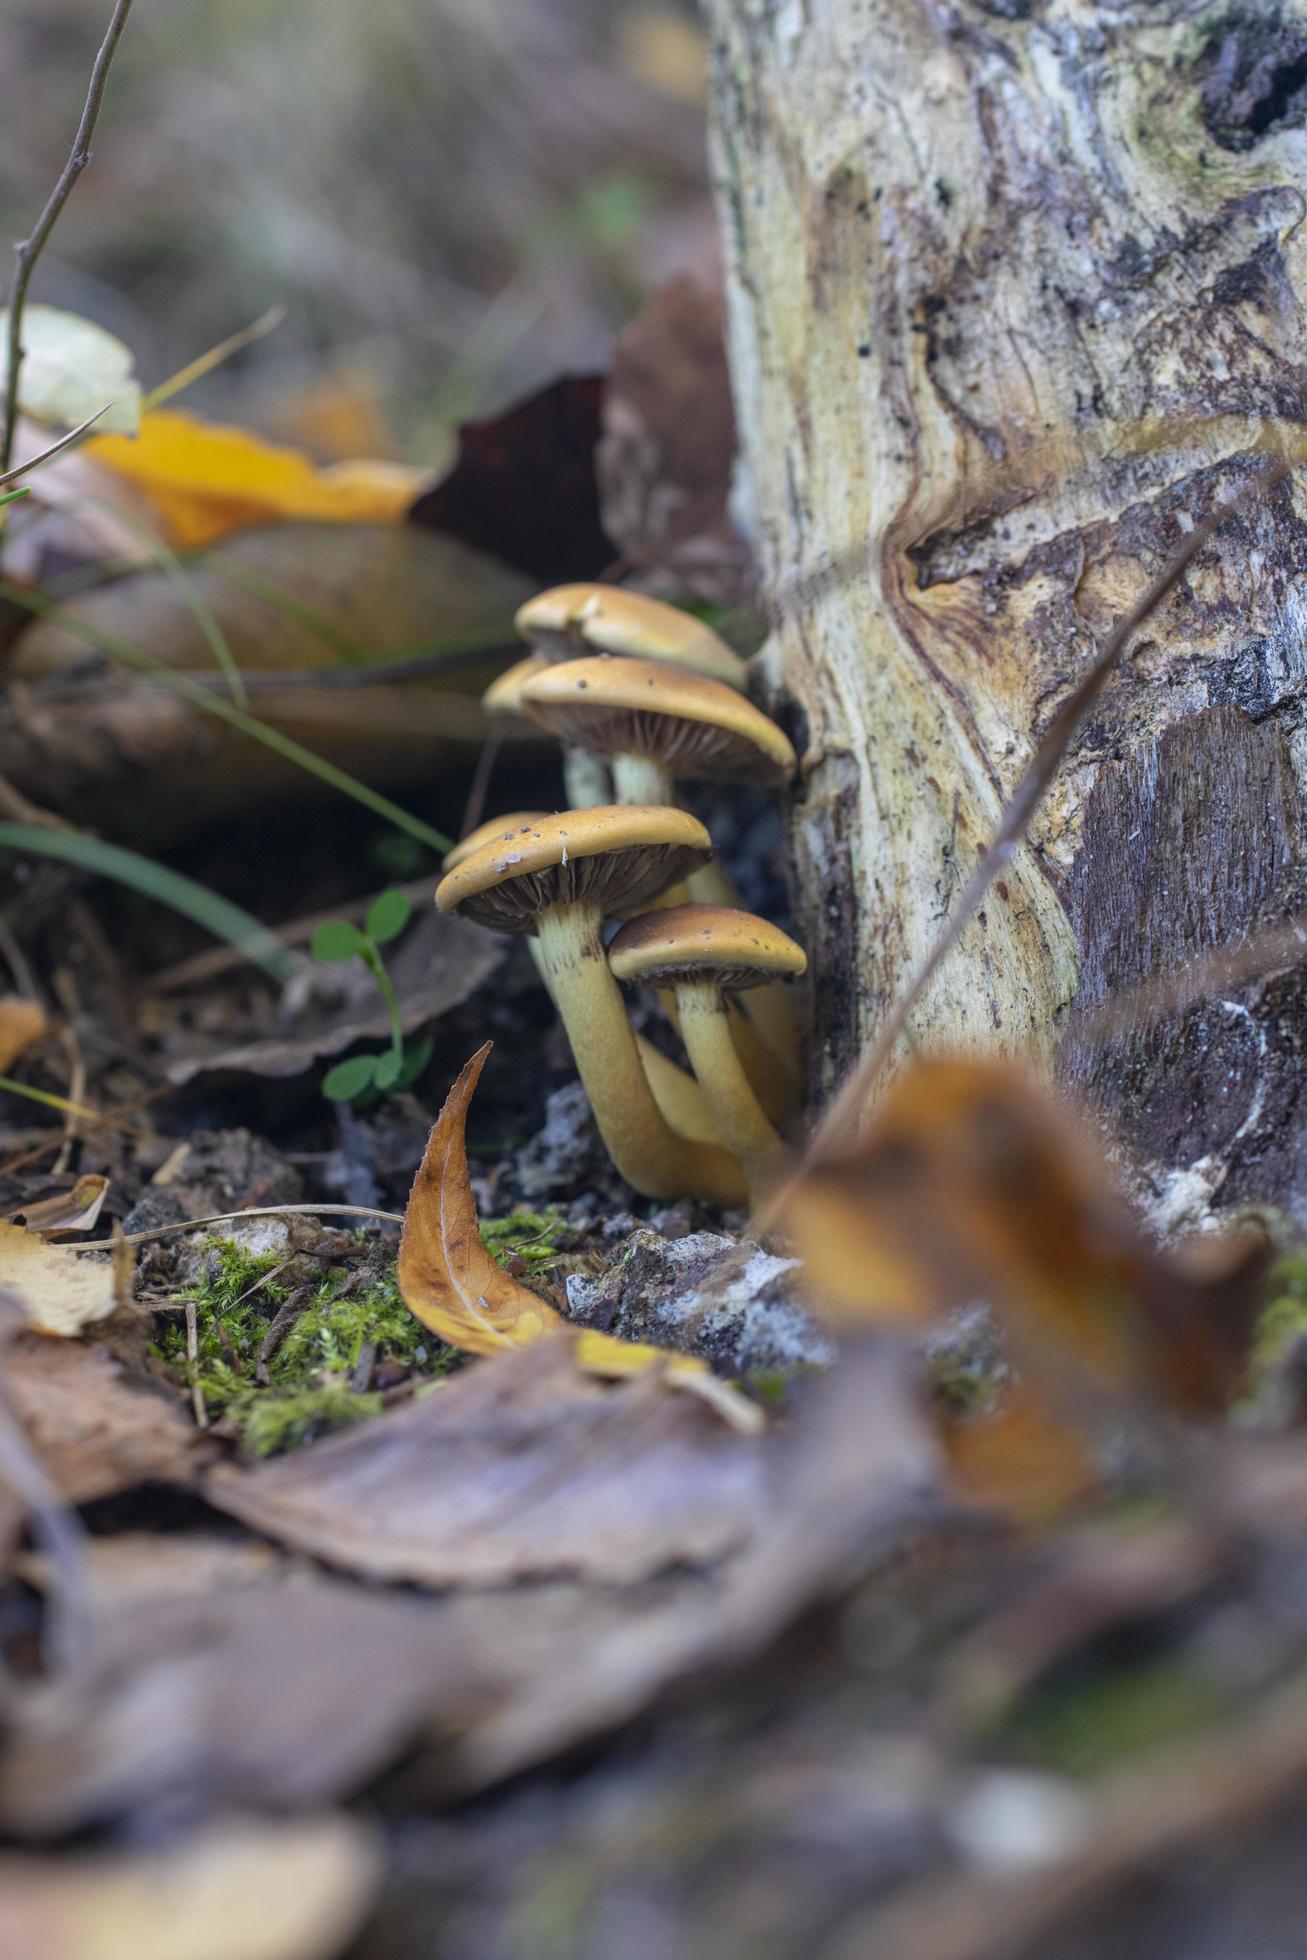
[704,0,1307,1221]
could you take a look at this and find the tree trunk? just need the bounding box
[703,0,1307,1228]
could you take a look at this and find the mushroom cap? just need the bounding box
[442,811,548,873]
[516,584,746,687]
[518,655,795,788]
[435,806,713,936]
[481,653,547,720]
[609,903,807,993]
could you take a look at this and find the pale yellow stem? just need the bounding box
[535,905,747,1205]
[677,981,786,1200]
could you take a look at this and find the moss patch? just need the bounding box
[997,1656,1227,1778]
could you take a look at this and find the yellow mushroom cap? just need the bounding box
[609,903,807,993]
[435,806,713,936]
[518,656,795,788]
[516,584,746,688]
[481,653,548,720]
[442,811,549,873]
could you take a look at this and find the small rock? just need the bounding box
[565,1227,833,1377]
[515,1083,610,1199]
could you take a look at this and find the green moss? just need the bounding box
[1252,1247,1307,1369]
[480,1208,566,1272]
[153,1236,463,1456]
[999,1658,1226,1778]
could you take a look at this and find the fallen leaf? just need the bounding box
[3,1174,109,1237]
[398,1043,566,1355]
[0,1568,481,1833]
[0,1814,378,1960]
[205,1334,765,1588]
[941,1383,1101,1524]
[410,374,613,581]
[399,1046,760,1427]
[84,408,426,548]
[0,1223,129,1336]
[0,305,141,435]
[783,1058,1267,1415]
[3,1335,202,1503]
[0,995,46,1072]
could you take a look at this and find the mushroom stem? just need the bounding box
[534,905,747,1205]
[685,860,801,1103]
[524,937,733,1147]
[676,980,788,1198]
[563,746,611,808]
[611,752,674,804]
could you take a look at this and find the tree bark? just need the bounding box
[703,0,1307,1226]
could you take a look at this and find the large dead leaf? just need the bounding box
[0,996,46,1072]
[0,1814,378,1960]
[205,1334,766,1588]
[83,408,425,548]
[783,1058,1267,1415]
[398,1045,760,1428]
[0,1224,129,1336]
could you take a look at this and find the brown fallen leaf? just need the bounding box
[0,1567,482,1834]
[205,1334,765,1588]
[783,1058,1267,1416]
[0,996,46,1073]
[398,1044,761,1428]
[0,1813,379,1960]
[941,1384,1101,1525]
[3,1335,202,1503]
[3,1173,109,1237]
[0,1223,130,1336]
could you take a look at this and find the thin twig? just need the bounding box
[1,0,135,473]
[57,1201,406,1253]
[0,406,110,491]
[185,1298,208,1429]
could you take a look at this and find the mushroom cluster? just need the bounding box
[436,585,807,1205]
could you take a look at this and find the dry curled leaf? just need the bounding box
[785,1058,1266,1416]
[398,1045,760,1428]
[0,1223,130,1336]
[84,408,426,548]
[3,1337,201,1503]
[0,996,46,1073]
[4,1174,109,1238]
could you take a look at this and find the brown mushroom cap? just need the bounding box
[609,904,807,993]
[518,656,795,788]
[516,584,746,687]
[442,811,548,873]
[481,654,547,720]
[435,806,713,935]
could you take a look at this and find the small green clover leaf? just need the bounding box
[322,1053,380,1102]
[310,919,370,964]
[366,889,411,945]
[313,890,420,1104]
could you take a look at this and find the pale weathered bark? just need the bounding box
[704,0,1307,1224]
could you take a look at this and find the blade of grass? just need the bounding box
[0,405,110,491]
[0,1074,100,1121]
[0,822,295,981]
[141,304,288,412]
[0,583,454,854]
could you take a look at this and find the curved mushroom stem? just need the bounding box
[611,753,675,804]
[525,936,732,1147]
[535,904,747,1205]
[563,746,611,809]
[675,980,788,1200]
[686,858,801,1104]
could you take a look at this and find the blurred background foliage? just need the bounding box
[0,0,714,463]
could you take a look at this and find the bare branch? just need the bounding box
[1,0,135,474]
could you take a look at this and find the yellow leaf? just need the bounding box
[85,409,427,550]
[3,1175,109,1239]
[0,997,46,1073]
[0,1221,131,1336]
[398,1043,563,1356]
[398,1046,764,1431]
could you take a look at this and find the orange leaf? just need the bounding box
[397,1043,562,1356]
[940,1383,1100,1525]
[399,1047,764,1432]
[85,409,427,550]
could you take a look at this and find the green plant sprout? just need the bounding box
[312,889,432,1101]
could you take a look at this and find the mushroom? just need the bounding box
[480,657,609,809]
[516,583,746,688]
[435,809,748,1204]
[441,812,733,1151]
[609,905,806,1198]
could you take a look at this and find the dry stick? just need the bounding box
[755,456,1290,1231]
[0,0,135,474]
[57,1201,405,1253]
